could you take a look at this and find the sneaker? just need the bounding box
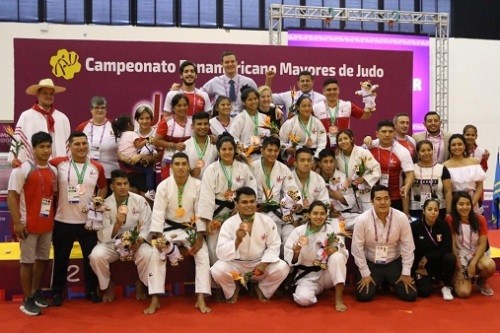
[33,290,49,308]
[441,286,454,301]
[52,294,63,307]
[144,190,156,201]
[19,297,41,316]
[475,281,494,296]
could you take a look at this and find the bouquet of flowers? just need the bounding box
[230,269,263,290]
[261,184,279,212]
[183,216,198,255]
[115,226,140,261]
[289,86,299,116]
[259,116,280,137]
[4,125,24,167]
[283,132,302,167]
[313,233,340,269]
[210,211,233,232]
[349,155,373,195]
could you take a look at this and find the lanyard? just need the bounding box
[68,159,89,185]
[371,210,393,243]
[422,221,438,246]
[377,146,393,174]
[326,102,339,127]
[340,152,349,176]
[247,110,259,135]
[426,131,442,163]
[193,136,208,160]
[298,116,312,137]
[220,161,233,189]
[261,159,273,189]
[177,182,186,208]
[90,121,107,147]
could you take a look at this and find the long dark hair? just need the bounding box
[307,200,329,231]
[450,191,479,234]
[448,133,468,158]
[111,115,132,140]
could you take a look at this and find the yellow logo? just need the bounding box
[50,49,82,80]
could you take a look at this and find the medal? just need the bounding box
[175,207,185,218]
[298,235,309,246]
[118,205,128,215]
[240,222,250,232]
[251,135,261,146]
[196,159,205,168]
[306,138,313,147]
[76,184,86,195]
[329,125,338,135]
[303,198,310,208]
[224,189,235,202]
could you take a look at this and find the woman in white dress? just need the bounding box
[443,134,486,214]
[284,201,348,311]
[335,129,381,214]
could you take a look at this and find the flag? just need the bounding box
[492,151,500,227]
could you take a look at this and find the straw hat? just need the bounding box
[26,78,66,95]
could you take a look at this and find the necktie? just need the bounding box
[229,80,236,102]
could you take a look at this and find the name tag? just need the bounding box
[379,174,389,187]
[90,146,100,160]
[67,186,80,203]
[420,192,432,206]
[375,245,388,264]
[40,198,52,217]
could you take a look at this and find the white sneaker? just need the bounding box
[144,190,156,201]
[441,286,454,301]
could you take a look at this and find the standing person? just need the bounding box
[280,95,327,162]
[411,199,456,300]
[210,187,290,303]
[412,111,452,164]
[369,120,414,215]
[209,96,233,136]
[446,192,496,297]
[251,136,302,243]
[89,170,154,311]
[154,94,192,179]
[50,131,108,306]
[284,201,348,311]
[76,96,120,183]
[313,78,372,147]
[8,78,70,167]
[266,70,325,119]
[317,149,357,227]
[183,111,218,179]
[463,124,489,172]
[229,86,270,161]
[351,185,417,302]
[443,134,486,214]
[164,60,211,117]
[202,51,258,116]
[410,140,453,220]
[292,148,329,212]
[197,133,257,265]
[113,115,157,201]
[7,132,57,316]
[336,129,381,214]
[147,152,212,314]
[258,85,284,130]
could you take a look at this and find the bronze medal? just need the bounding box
[306,138,313,147]
[196,159,205,169]
[224,189,235,202]
[118,205,128,215]
[329,125,338,135]
[76,184,86,195]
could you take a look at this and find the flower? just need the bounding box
[288,132,301,147]
[4,125,24,160]
[115,225,141,261]
[261,184,280,212]
[183,215,198,249]
[259,116,280,136]
[230,270,254,290]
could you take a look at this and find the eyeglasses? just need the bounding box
[92,106,106,110]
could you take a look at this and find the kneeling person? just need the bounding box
[89,170,153,308]
[210,187,290,303]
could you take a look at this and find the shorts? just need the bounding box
[20,231,52,264]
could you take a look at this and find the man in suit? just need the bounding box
[412,112,452,164]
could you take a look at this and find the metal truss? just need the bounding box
[269,4,449,129]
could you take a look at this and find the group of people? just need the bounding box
[6,50,495,317]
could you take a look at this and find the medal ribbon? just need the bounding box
[69,159,89,185]
[220,161,233,189]
[193,136,208,160]
[247,111,259,135]
[299,116,313,138]
[261,159,272,189]
[327,102,339,127]
[177,183,185,208]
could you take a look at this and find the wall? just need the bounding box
[0,23,499,189]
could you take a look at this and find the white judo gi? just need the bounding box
[197,160,257,264]
[284,220,348,307]
[210,212,290,299]
[251,159,303,241]
[89,192,152,291]
[181,136,218,179]
[147,175,211,295]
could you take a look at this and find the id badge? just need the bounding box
[90,146,100,160]
[420,192,432,206]
[379,174,389,187]
[163,150,174,165]
[375,245,388,264]
[67,186,80,203]
[40,198,52,217]
[328,133,337,147]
